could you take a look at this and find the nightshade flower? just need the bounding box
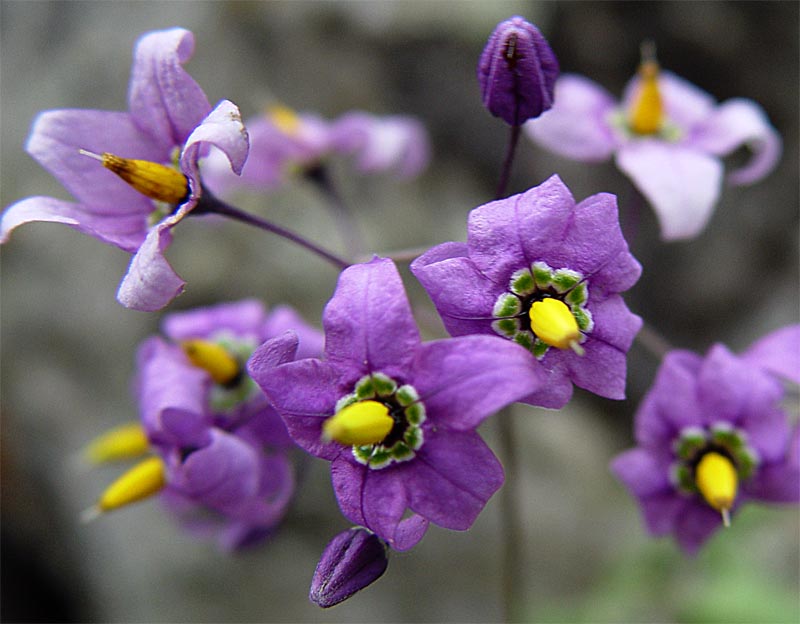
[85,300,323,551]
[411,174,642,409]
[1,28,249,311]
[202,106,429,197]
[248,258,545,550]
[309,527,388,608]
[524,45,782,240]
[611,325,800,555]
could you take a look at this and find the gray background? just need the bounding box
[2,1,798,622]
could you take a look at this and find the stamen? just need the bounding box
[84,456,166,520]
[79,149,188,204]
[529,298,583,352]
[628,40,664,135]
[323,400,394,446]
[267,104,302,136]
[83,422,149,464]
[181,340,241,385]
[695,451,738,527]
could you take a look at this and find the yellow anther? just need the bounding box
[529,298,584,354]
[79,149,189,204]
[695,452,738,527]
[628,42,664,135]
[83,422,149,464]
[323,400,394,446]
[96,456,166,514]
[267,104,302,136]
[181,339,241,385]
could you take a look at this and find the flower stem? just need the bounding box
[495,124,522,199]
[193,189,351,270]
[306,164,365,258]
[355,245,431,264]
[636,322,673,360]
[498,406,522,622]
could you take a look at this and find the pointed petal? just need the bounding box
[616,141,723,240]
[673,501,722,556]
[128,28,211,149]
[261,305,324,360]
[689,98,781,185]
[610,448,672,498]
[410,335,545,430]
[524,74,618,161]
[163,299,267,342]
[323,258,420,379]
[406,431,503,531]
[741,325,800,385]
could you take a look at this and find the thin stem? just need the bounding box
[636,322,673,360]
[498,406,522,622]
[193,190,350,271]
[306,164,365,258]
[495,124,522,200]
[356,245,432,264]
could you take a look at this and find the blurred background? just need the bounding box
[1,1,798,622]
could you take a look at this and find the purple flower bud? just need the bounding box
[309,527,388,608]
[478,16,559,126]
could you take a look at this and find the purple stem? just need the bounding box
[306,164,365,258]
[495,124,522,199]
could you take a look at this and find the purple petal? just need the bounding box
[519,364,574,409]
[467,175,576,283]
[673,500,722,556]
[323,258,420,379]
[1,196,147,252]
[745,426,800,503]
[688,98,782,185]
[310,528,389,608]
[524,74,618,161]
[560,334,631,400]
[163,299,267,342]
[638,492,685,537]
[247,330,300,376]
[410,335,546,430]
[587,294,642,352]
[128,28,211,149]
[406,430,503,531]
[262,305,324,360]
[741,325,800,385]
[116,222,185,311]
[24,109,163,214]
[616,141,723,240]
[410,242,504,338]
[610,448,672,498]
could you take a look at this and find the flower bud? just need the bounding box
[309,527,389,608]
[478,16,559,126]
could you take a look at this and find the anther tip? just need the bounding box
[78,148,104,161]
[721,508,731,528]
[569,340,585,356]
[640,40,657,62]
[80,505,103,524]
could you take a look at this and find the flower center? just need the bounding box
[491,261,592,358]
[332,373,426,470]
[671,423,759,525]
[267,104,302,136]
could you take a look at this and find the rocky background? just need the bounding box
[2,1,797,622]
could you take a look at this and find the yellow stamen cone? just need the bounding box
[628,42,664,135]
[79,149,188,204]
[83,422,150,464]
[268,104,301,136]
[529,298,583,353]
[181,340,240,385]
[323,400,394,446]
[695,452,738,527]
[93,456,166,516]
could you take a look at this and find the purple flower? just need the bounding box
[1,28,249,311]
[309,527,388,608]
[411,175,642,409]
[133,299,323,550]
[478,16,559,126]
[248,258,545,550]
[611,326,800,555]
[524,57,781,240]
[202,107,429,197]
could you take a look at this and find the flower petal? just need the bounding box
[616,141,723,240]
[410,335,545,430]
[116,221,185,311]
[688,98,781,185]
[673,500,722,556]
[323,258,420,379]
[524,74,618,161]
[740,325,800,385]
[406,430,503,531]
[128,28,212,149]
[1,196,147,252]
[744,426,800,503]
[262,305,324,360]
[163,299,266,342]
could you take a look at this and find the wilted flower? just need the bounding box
[525,45,781,240]
[411,174,642,409]
[310,527,388,608]
[1,28,248,310]
[249,258,545,550]
[611,326,800,555]
[478,16,559,126]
